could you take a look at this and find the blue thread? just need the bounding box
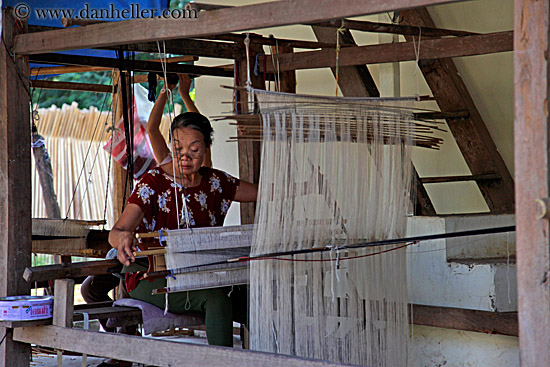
[165,269,176,280]
[254,53,264,76]
[158,230,166,245]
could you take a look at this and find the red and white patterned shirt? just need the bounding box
[124,166,240,291]
[128,166,240,232]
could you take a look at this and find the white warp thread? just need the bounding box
[249,90,412,366]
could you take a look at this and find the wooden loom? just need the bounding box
[0,0,535,365]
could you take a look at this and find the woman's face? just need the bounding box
[172,127,206,176]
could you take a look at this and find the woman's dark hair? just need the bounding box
[170,112,214,147]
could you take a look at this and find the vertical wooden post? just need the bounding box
[53,279,75,327]
[514,0,550,365]
[111,72,132,222]
[0,8,32,366]
[236,40,264,224]
[53,279,74,365]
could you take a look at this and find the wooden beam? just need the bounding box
[53,279,74,328]
[27,25,242,60]
[30,56,196,77]
[237,44,264,225]
[13,325,353,367]
[421,173,500,184]
[312,18,476,38]
[200,33,337,50]
[514,0,550,365]
[0,9,32,365]
[400,9,514,213]
[23,259,122,283]
[14,0,468,55]
[29,54,233,78]
[10,304,519,367]
[261,31,513,72]
[411,304,518,337]
[110,38,240,59]
[31,80,113,93]
[31,65,112,75]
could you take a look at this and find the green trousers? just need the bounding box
[129,278,247,347]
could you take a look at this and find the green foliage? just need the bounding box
[35,70,189,113]
[35,71,113,110]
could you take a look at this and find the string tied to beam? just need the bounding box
[412,26,422,99]
[335,19,346,96]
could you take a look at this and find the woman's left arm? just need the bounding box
[234,180,258,202]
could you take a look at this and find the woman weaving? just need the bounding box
[109,81,257,347]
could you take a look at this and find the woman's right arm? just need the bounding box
[146,84,174,165]
[178,74,199,113]
[109,204,145,266]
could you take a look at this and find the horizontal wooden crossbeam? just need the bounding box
[23,259,122,283]
[312,18,476,38]
[29,53,233,77]
[14,0,466,55]
[412,304,518,336]
[260,31,513,72]
[31,80,112,93]
[13,325,351,367]
[421,173,501,184]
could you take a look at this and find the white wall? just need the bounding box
[410,325,519,367]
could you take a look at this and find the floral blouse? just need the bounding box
[128,166,240,232]
[124,166,240,290]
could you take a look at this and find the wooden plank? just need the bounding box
[14,0,467,55]
[311,26,379,97]
[72,306,141,322]
[0,319,51,329]
[53,279,73,364]
[13,325,354,367]
[261,31,513,72]
[23,259,122,283]
[31,65,111,75]
[513,0,550,365]
[411,304,518,336]
[200,33,337,50]
[53,279,74,328]
[104,39,240,60]
[0,9,32,366]
[31,57,196,77]
[29,54,233,78]
[421,173,500,184]
[32,238,88,255]
[32,218,91,238]
[400,9,514,213]
[31,80,113,93]
[27,25,241,60]
[237,43,264,225]
[32,133,62,218]
[312,18,476,37]
[112,71,133,222]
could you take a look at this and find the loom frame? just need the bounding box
[0,0,543,365]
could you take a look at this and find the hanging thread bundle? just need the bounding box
[248,89,414,366]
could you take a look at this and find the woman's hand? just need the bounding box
[178,74,192,96]
[164,78,178,95]
[116,231,138,266]
[177,74,200,113]
[108,204,145,266]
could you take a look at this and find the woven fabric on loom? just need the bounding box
[249,90,413,366]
